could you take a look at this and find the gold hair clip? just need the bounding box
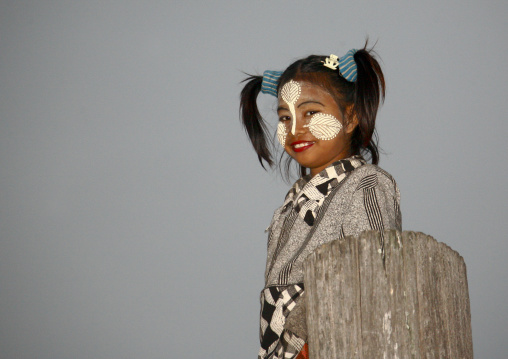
[322,54,339,70]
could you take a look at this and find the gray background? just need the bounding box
[1,1,507,358]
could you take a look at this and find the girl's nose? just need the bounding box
[292,115,307,135]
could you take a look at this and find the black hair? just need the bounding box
[239,42,385,179]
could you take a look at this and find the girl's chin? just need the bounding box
[289,156,317,170]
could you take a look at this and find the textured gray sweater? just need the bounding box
[259,158,401,359]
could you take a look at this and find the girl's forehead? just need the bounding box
[278,81,334,103]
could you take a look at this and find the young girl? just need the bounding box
[240,45,402,359]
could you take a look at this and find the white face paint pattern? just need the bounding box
[276,122,287,147]
[280,80,301,135]
[304,113,342,140]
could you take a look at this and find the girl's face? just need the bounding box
[277,81,356,177]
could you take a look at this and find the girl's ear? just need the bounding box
[344,105,359,135]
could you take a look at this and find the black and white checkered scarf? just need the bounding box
[282,155,366,226]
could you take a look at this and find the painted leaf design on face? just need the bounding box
[280,80,301,104]
[304,113,342,140]
[280,80,301,135]
[277,122,288,147]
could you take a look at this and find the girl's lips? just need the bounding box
[291,141,315,152]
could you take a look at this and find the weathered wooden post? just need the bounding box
[303,230,473,358]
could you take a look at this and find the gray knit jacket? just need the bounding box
[259,158,401,359]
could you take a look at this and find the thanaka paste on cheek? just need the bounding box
[277,122,287,147]
[280,80,301,135]
[304,113,342,140]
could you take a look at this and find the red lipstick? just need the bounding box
[291,140,315,152]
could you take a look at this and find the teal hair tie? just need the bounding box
[323,49,358,82]
[261,70,283,97]
[338,49,358,82]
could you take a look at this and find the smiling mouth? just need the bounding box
[291,141,315,152]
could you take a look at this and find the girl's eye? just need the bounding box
[279,116,291,122]
[306,110,319,116]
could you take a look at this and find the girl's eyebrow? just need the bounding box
[298,100,325,108]
[278,100,324,112]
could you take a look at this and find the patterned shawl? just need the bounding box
[282,156,366,226]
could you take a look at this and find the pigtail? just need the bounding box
[351,46,385,165]
[240,75,273,169]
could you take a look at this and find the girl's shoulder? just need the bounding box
[329,163,401,212]
[345,163,399,192]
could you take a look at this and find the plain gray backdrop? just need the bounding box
[1,1,507,358]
